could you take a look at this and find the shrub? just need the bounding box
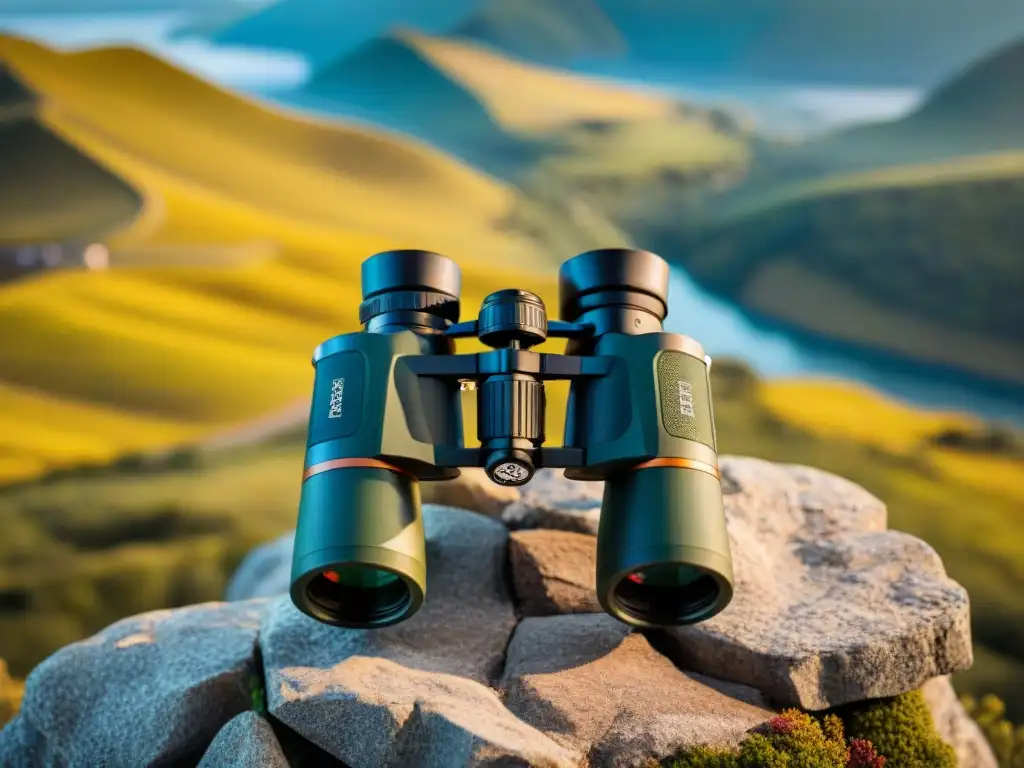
[961,693,1024,768]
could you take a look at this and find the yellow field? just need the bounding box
[759,378,1023,502]
[0,34,563,485]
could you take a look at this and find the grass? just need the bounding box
[0,33,606,486]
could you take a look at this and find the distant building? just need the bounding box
[0,242,110,283]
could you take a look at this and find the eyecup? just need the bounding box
[361,249,461,300]
[558,248,670,323]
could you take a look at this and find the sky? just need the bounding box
[0,8,922,131]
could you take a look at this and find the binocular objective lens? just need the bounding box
[306,566,412,625]
[614,564,721,625]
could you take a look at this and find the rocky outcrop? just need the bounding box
[0,459,982,767]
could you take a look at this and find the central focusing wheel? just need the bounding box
[477,290,547,486]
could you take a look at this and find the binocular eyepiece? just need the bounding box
[290,248,734,631]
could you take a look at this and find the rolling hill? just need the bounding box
[0,32,610,486]
[0,63,142,244]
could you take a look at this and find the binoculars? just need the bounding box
[289,248,734,630]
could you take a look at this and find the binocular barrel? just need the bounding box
[290,248,734,631]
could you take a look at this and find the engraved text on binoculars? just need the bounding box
[328,378,345,419]
[678,380,695,418]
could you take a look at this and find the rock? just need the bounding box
[921,676,998,768]
[501,468,603,535]
[653,457,973,710]
[421,468,521,518]
[199,712,290,768]
[226,532,293,601]
[261,506,574,767]
[501,614,771,767]
[1,601,263,767]
[508,530,601,616]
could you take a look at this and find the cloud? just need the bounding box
[0,10,309,90]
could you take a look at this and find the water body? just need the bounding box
[663,267,1024,426]
[3,12,1022,425]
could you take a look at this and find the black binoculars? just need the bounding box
[290,248,734,630]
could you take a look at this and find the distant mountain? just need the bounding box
[914,37,1024,134]
[210,0,480,66]
[759,37,1024,182]
[451,0,624,63]
[295,30,536,174]
[452,0,1024,90]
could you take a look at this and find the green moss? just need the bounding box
[667,710,874,768]
[834,689,956,768]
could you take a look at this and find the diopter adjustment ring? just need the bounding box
[358,290,460,326]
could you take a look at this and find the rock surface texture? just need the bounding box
[0,459,981,767]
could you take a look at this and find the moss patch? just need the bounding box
[667,690,956,767]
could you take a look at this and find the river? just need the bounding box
[663,266,1024,426]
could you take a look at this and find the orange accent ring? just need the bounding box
[302,458,412,481]
[632,457,720,480]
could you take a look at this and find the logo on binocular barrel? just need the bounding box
[678,380,695,418]
[493,462,529,485]
[328,378,345,419]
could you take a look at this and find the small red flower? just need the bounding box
[847,738,886,768]
[768,714,800,735]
